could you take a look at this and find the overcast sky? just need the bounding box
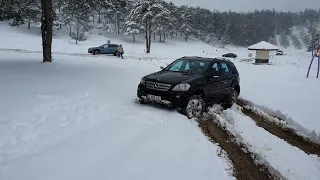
[166,0,319,12]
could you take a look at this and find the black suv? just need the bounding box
[137,56,240,118]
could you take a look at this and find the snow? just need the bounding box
[233,54,320,143]
[1,21,320,179]
[0,52,235,180]
[208,105,320,180]
[248,41,279,50]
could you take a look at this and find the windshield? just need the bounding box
[165,59,210,74]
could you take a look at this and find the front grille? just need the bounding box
[146,81,171,91]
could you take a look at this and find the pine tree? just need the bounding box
[62,0,92,44]
[53,0,66,30]
[179,6,194,41]
[128,0,169,53]
[153,4,171,43]
[123,20,142,42]
[307,25,320,52]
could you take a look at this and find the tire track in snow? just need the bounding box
[205,105,320,180]
[198,117,279,180]
[237,99,320,157]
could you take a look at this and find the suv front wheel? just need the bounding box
[185,95,205,119]
[223,89,238,109]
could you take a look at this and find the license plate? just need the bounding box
[147,94,161,101]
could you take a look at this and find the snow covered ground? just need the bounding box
[0,52,235,180]
[1,21,320,179]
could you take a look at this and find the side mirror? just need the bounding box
[160,66,164,70]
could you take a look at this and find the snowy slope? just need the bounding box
[0,52,235,180]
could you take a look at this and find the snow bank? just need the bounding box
[239,98,320,144]
[208,105,320,180]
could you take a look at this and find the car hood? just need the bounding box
[146,71,200,85]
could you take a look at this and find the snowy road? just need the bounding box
[0,52,234,180]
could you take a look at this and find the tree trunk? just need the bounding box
[28,20,31,29]
[117,16,120,34]
[145,21,149,53]
[98,11,101,24]
[148,22,151,53]
[92,14,95,24]
[185,34,188,41]
[163,31,166,43]
[69,24,72,35]
[133,33,135,43]
[40,0,53,62]
[159,33,162,42]
[76,26,79,45]
[153,33,155,40]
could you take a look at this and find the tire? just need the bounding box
[113,51,118,56]
[184,95,205,119]
[94,50,100,55]
[223,89,238,109]
[139,98,147,104]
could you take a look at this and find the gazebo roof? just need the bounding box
[248,41,279,51]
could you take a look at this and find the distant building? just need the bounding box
[248,41,279,64]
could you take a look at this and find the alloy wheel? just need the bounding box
[186,98,203,118]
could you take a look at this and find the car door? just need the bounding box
[100,44,108,54]
[205,62,224,103]
[110,44,118,54]
[105,44,113,54]
[219,62,234,97]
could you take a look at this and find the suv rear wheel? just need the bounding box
[185,95,205,119]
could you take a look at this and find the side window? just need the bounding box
[168,60,183,71]
[212,62,219,72]
[220,63,230,74]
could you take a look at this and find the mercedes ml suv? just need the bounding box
[137,56,240,119]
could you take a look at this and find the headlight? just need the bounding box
[172,84,190,91]
[140,77,146,85]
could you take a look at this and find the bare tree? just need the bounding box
[40,0,53,62]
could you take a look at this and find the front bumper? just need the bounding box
[137,84,191,108]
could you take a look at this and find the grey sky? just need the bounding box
[166,0,319,12]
